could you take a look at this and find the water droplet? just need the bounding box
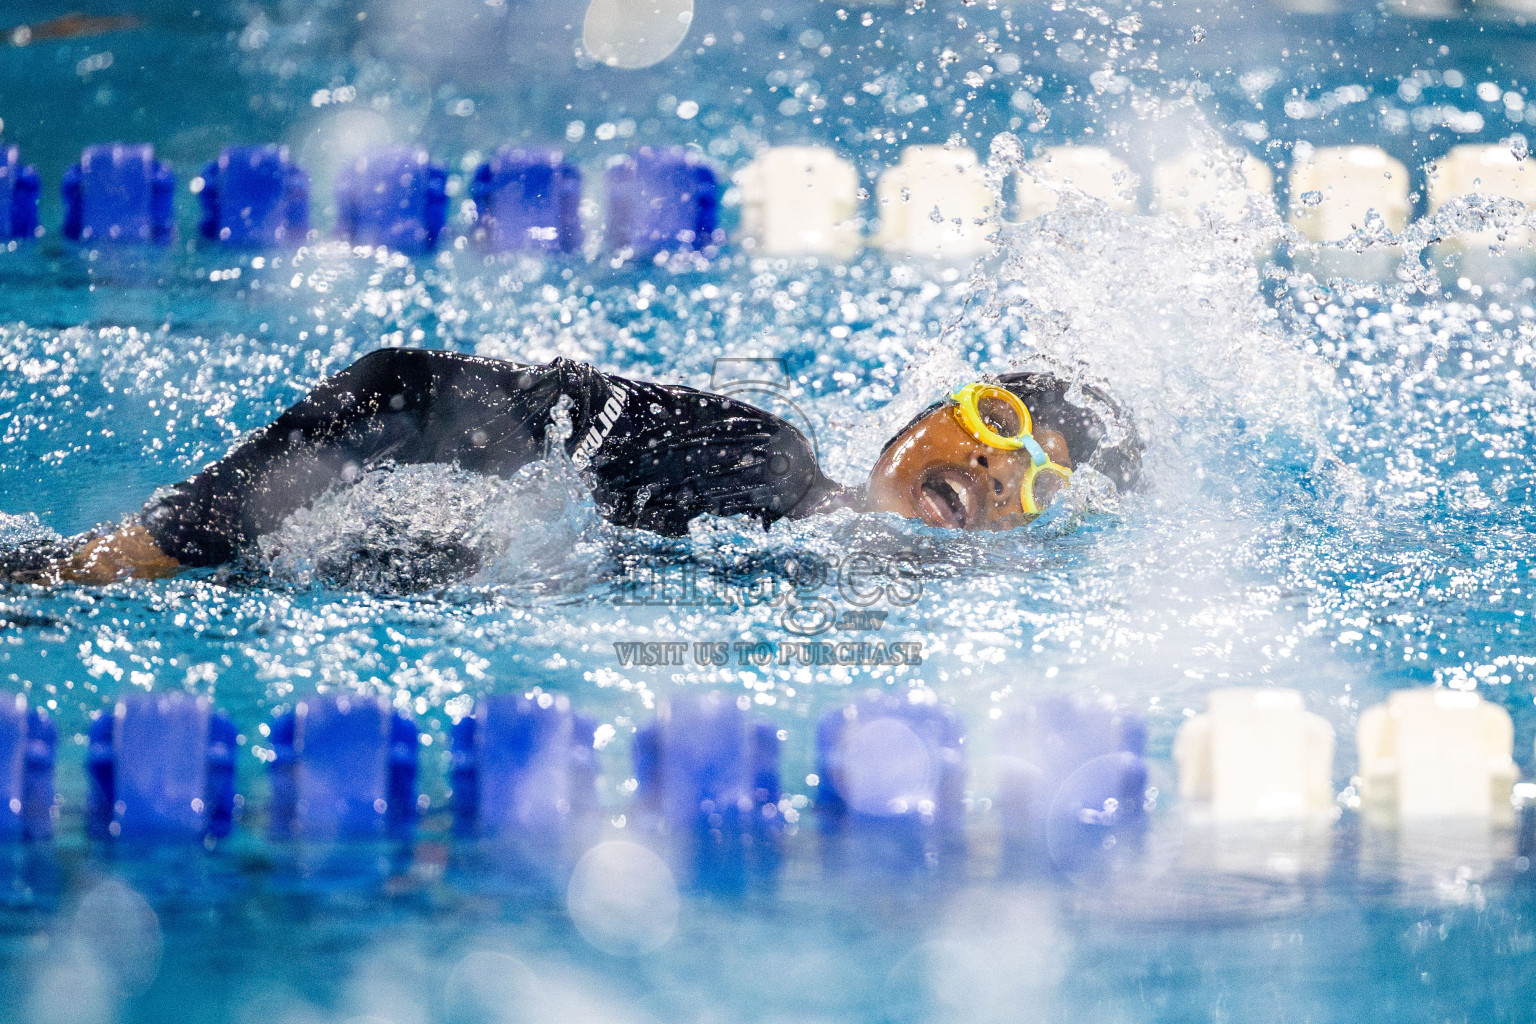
[988,132,1024,169]
[1509,135,1530,161]
[1300,190,1323,208]
[1190,24,1206,42]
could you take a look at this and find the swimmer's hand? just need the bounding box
[57,525,182,584]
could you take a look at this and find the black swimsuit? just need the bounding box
[141,348,852,567]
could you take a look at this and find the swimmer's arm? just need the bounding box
[42,349,564,583]
[56,524,182,584]
[138,348,579,567]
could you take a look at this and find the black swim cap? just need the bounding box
[880,370,1144,494]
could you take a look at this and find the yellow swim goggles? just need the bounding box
[950,382,1074,516]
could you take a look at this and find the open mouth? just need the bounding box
[917,467,979,530]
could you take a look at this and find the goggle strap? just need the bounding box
[1019,434,1051,468]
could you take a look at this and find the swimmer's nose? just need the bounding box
[977,451,1033,523]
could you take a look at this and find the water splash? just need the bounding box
[256,397,621,595]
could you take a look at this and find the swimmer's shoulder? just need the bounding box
[347,346,533,375]
[344,347,597,396]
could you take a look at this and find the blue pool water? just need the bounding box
[5,0,1536,1021]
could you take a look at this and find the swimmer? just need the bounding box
[5,348,1141,584]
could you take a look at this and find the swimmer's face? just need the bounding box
[866,404,1073,530]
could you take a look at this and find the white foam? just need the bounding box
[255,454,614,593]
[944,132,1312,467]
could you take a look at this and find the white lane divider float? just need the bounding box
[874,145,996,259]
[735,145,862,259]
[1270,0,1343,15]
[1288,144,1410,278]
[1174,688,1337,823]
[1380,0,1461,20]
[1015,144,1139,219]
[1152,149,1275,227]
[1357,687,1517,823]
[1482,0,1536,19]
[1426,143,1536,260]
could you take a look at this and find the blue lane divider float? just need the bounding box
[633,691,782,888]
[268,694,417,841]
[62,143,176,245]
[86,693,235,842]
[995,696,1148,874]
[16,682,1536,872]
[604,146,721,256]
[0,146,40,241]
[0,694,54,842]
[7,139,1526,272]
[334,146,448,254]
[451,693,597,853]
[470,147,583,254]
[197,144,310,247]
[815,691,966,874]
